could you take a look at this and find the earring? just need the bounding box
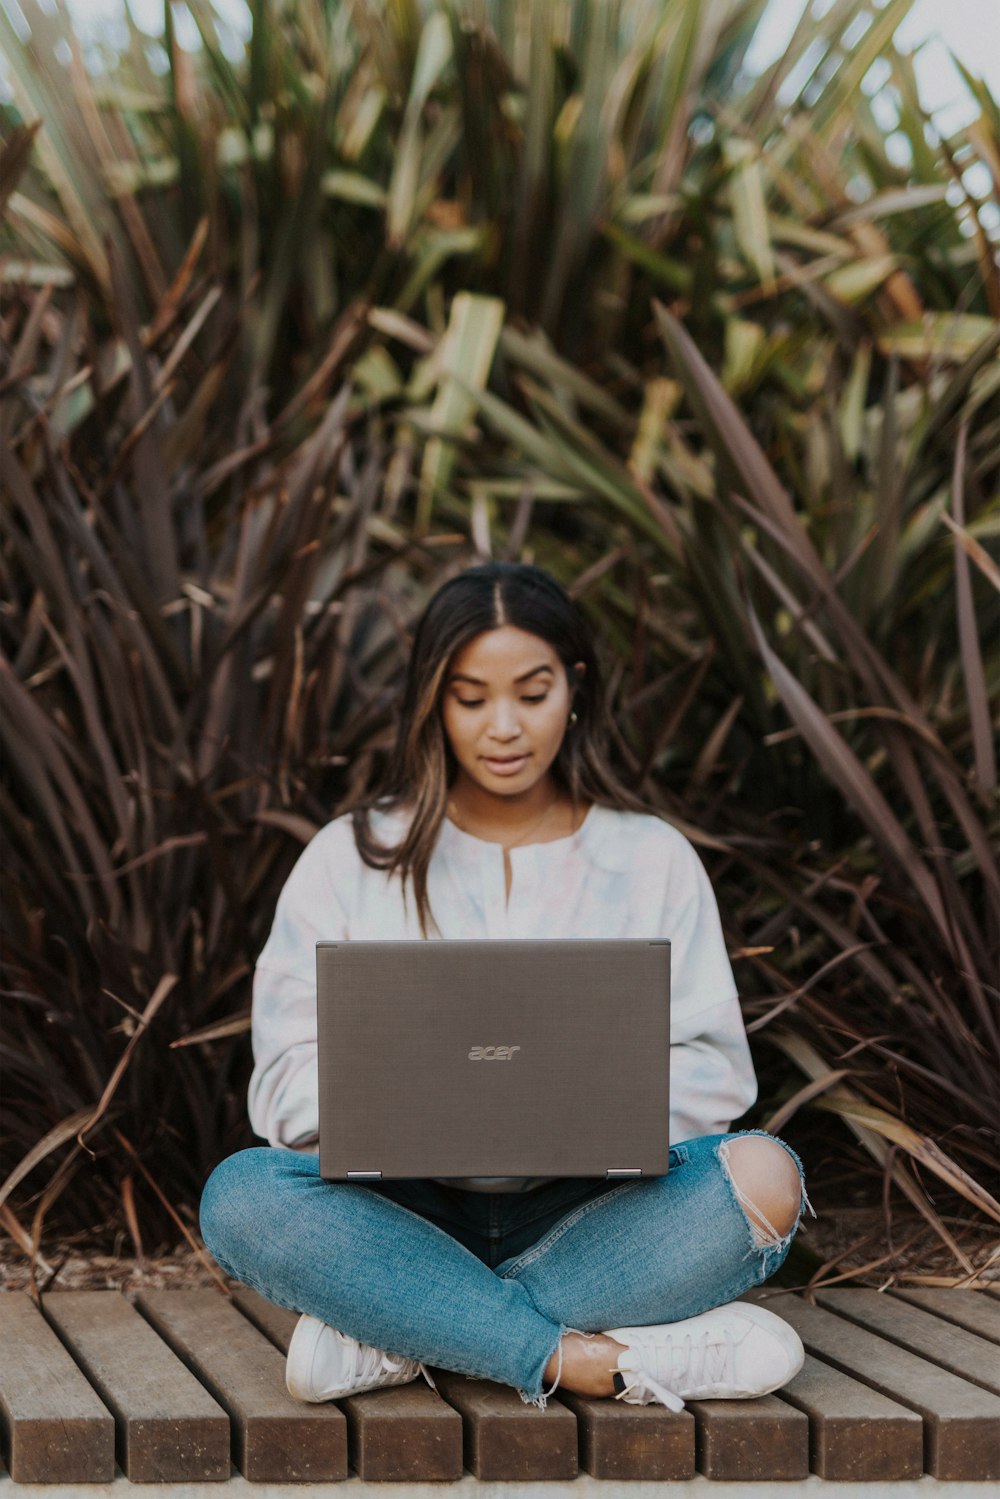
[569,711,578,726]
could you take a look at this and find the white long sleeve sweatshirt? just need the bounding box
[248,801,757,1190]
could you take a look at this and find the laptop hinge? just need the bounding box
[347,1170,382,1180]
[606,1168,642,1178]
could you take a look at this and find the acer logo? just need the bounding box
[468,1046,521,1061]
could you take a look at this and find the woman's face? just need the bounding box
[441,626,582,799]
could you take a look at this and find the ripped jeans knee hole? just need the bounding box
[717,1133,814,1253]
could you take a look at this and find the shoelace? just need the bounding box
[350,1341,437,1390]
[613,1327,737,1413]
[613,1369,686,1413]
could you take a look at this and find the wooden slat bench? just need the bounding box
[1,1286,998,1487]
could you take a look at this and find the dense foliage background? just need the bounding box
[1,0,998,1285]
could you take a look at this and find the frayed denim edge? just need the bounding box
[716,1129,815,1263]
[517,1321,604,1410]
[497,1185,641,1408]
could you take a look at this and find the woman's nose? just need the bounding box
[487,701,522,737]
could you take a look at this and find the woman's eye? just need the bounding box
[455,695,548,708]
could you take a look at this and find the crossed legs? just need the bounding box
[538,1135,804,1396]
[199,1132,807,1405]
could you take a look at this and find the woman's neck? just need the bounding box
[446,774,586,847]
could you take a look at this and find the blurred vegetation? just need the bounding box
[1,0,998,1285]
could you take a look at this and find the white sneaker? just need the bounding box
[605,1301,804,1412]
[285,1313,438,1403]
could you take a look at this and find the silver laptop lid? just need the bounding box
[316,938,670,1181]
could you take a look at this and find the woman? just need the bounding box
[200,561,810,1413]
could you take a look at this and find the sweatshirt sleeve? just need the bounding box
[247,820,352,1150]
[660,828,757,1144]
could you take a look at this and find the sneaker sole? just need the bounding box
[286,1314,328,1403]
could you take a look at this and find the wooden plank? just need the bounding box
[768,1293,1000,1480]
[556,1390,694,1480]
[776,1351,923,1481]
[229,1285,298,1353]
[891,1287,1000,1346]
[431,1368,576,1480]
[818,1288,1000,1397]
[233,1281,794,1482]
[690,1395,809,1481]
[42,1291,230,1482]
[229,1286,462,1482]
[0,1292,114,1484]
[339,1380,464,1482]
[135,1289,345,1482]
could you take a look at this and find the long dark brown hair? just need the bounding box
[347,562,652,936]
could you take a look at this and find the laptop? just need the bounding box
[316,938,670,1182]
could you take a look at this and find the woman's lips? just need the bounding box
[482,754,530,775]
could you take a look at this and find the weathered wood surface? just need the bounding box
[135,1289,346,1483]
[0,1293,114,1485]
[338,1380,464,1482]
[769,1293,1000,1481]
[816,1288,1000,1397]
[689,1393,809,1481]
[890,1286,1000,1346]
[776,1351,923,1481]
[229,1285,464,1481]
[42,1290,230,1483]
[228,1285,297,1353]
[3,1286,1000,1484]
[556,1390,695,1481]
[432,1368,577,1481]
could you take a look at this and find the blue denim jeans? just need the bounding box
[200,1130,808,1407]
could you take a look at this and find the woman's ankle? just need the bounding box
[543,1331,628,1397]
